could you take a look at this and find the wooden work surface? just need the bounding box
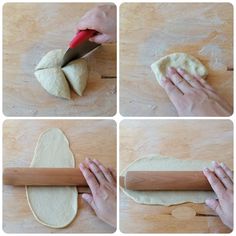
[3,120,116,233]
[3,3,116,117]
[120,3,233,116]
[120,120,233,233]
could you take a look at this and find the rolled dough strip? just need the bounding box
[120,156,216,206]
[26,128,78,228]
[151,53,208,84]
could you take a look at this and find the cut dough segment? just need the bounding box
[62,59,88,96]
[120,156,216,206]
[35,68,70,99]
[26,128,78,228]
[151,53,208,84]
[35,49,64,70]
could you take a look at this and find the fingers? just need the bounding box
[82,193,96,210]
[109,167,117,182]
[166,67,192,93]
[79,163,99,195]
[176,68,203,89]
[194,75,215,92]
[220,162,233,181]
[212,161,233,190]
[205,198,222,216]
[203,167,225,198]
[89,34,112,44]
[85,158,106,183]
[161,77,183,103]
[93,159,115,183]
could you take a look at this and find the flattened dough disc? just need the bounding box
[120,156,216,206]
[151,53,208,84]
[26,128,78,228]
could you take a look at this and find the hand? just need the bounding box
[203,161,233,229]
[79,158,117,228]
[77,4,116,43]
[161,67,232,116]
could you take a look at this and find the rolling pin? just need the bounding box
[120,171,212,191]
[4,168,212,191]
[3,168,87,186]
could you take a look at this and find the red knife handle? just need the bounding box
[69,30,97,48]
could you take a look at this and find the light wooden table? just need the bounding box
[120,3,233,116]
[120,120,233,233]
[3,120,116,233]
[3,3,116,117]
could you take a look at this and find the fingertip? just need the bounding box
[79,163,84,169]
[160,77,169,87]
[205,198,213,207]
[166,67,172,75]
[82,193,91,203]
[212,160,219,168]
[82,193,87,199]
[220,162,226,168]
[86,157,91,162]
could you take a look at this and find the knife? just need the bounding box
[61,29,100,67]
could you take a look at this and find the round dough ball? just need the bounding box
[151,53,208,84]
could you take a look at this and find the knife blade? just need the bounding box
[61,29,100,67]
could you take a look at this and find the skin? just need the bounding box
[203,161,233,229]
[79,158,116,228]
[77,4,116,43]
[160,67,233,116]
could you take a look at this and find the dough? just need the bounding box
[151,53,208,84]
[35,68,70,99]
[62,60,88,96]
[34,49,88,99]
[26,128,78,228]
[120,156,216,206]
[35,49,64,70]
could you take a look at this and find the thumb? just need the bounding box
[89,34,111,44]
[82,193,96,210]
[205,198,222,216]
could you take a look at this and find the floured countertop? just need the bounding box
[3,3,116,116]
[120,3,233,116]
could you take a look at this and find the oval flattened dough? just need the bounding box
[120,155,216,206]
[151,53,208,84]
[26,128,78,228]
[34,68,70,99]
[62,59,88,96]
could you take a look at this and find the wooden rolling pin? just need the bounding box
[4,168,212,191]
[119,171,212,191]
[3,168,87,186]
